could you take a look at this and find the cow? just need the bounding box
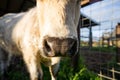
[0,0,80,80]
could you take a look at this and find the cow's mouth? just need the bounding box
[43,37,77,57]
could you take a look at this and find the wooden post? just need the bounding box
[89,26,92,48]
[116,23,120,62]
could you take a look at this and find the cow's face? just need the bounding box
[37,0,80,57]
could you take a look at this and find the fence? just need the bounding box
[116,24,120,63]
[80,0,120,79]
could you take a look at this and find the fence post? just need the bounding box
[116,23,120,63]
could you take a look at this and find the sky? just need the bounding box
[80,0,120,41]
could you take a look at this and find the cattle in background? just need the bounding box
[0,0,80,80]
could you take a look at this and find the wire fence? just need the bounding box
[80,0,120,79]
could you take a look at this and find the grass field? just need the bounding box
[0,57,100,80]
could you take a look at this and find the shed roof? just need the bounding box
[0,0,99,28]
[80,13,99,28]
[81,0,102,7]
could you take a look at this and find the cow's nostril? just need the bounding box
[44,40,51,53]
[43,37,77,57]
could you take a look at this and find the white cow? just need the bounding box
[0,0,80,80]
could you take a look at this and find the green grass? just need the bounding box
[7,71,29,80]
[0,57,100,80]
[57,58,100,80]
[90,46,116,53]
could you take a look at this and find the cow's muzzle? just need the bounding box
[43,37,77,57]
